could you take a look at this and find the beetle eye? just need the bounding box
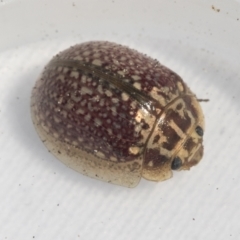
[195,126,204,137]
[171,157,182,170]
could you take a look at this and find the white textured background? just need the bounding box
[0,0,240,239]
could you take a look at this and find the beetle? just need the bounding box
[31,41,205,187]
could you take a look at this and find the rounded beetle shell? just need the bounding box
[31,41,205,187]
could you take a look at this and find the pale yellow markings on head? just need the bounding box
[132,75,141,81]
[92,59,102,66]
[129,146,140,155]
[105,90,113,97]
[84,113,91,121]
[169,119,186,139]
[133,82,141,90]
[57,75,65,83]
[81,86,93,95]
[94,118,102,126]
[76,108,85,115]
[81,75,87,83]
[177,81,184,92]
[135,109,144,123]
[54,115,61,123]
[70,71,79,79]
[121,92,129,101]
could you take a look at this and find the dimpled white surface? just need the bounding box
[0,0,240,239]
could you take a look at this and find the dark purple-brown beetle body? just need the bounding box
[31,41,204,187]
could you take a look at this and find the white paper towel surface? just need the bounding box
[0,0,240,239]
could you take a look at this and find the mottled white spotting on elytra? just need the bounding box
[60,110,68,118]
[81,86,93,95]
[78,137,83,142]
[71,94,81,102]
[65,102,74,110]
[111,106,117,116]
[113,122,121,129]
[95,151,105,159]
[120,56,126,61]
[104,56,109,61]
[93,53,100,58]
[41,123,49,133]
[47,121,52,128]
[64,137,70,142]
[57,74,65,83]
[133,82,141,90]
[134,124,142,133]
[67,124,73,129]
[71,82,78,89]
[110,156,118,162]
[54,115,61,123]
[106,119,111,124]
[129,146,140,155]
[130,101,137,110]
[54,107,60,113]
[177,81,184,92]
[117,70,125,76]
[92,59,102,66]
[81,75,87,83]
[53,132,59,138]
[57,67,63,72]
[107,128,113,135]
[112,98,119,104]
[105,90,113,97]
[97,85,103,94]
[121,92,129,101]
[80,99,87,107]
[169,120,186,139]
[45,110,50,117]
[84,113,91,121]
[99,99,105,107]
[132,75,141,81]
[83,50,90,56]
[129,60,134,66]
[148,161,154,167]
[73,56,83,61]
[72,141,78,146]
[94,118,102,127]
[76,108,85,115]
[63,67,69,73]
[70,71,79,79]
[150,87,167,106]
